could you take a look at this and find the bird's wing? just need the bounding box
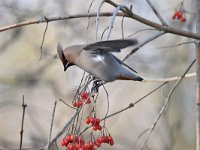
[83,39,138,53]
[112,54,138,73]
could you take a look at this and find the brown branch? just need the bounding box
[39,17,49,61]
[123,31,166,61]
[19,95,27,150]
[0,12,122,32]
[139,59,196,150]
[145,0,167,26]
[106,0,200,40]
[0,11,199,41]
[47,101,57,150]
[195,2,200,149]
[80,82,168,134]
[49,110,80,146]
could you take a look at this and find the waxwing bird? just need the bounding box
[57,39,143,84]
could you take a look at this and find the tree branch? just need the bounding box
[19,95,27,150]
[145,0,167,26]
[106,0,200,40]
[139,59,196,150]
[0,11,199,41]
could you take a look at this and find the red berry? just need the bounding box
[176,11,182,19]
[95,118,100,125]
[98,137,104,143]
[61,139,65,146]
[172,13,176,20]
[66,134,71,141]
[89,142,94,148]
[75,143,81,149]
[86,117,91,124]
[70,135,76,142]
[90,118,95,125]
[110,140,114,146]
[95,141,101,147]
[180,16,186,22]
[77,100,83,108]
[93,125,98,131]
[85,99,91,104]
[104,136,109,144]
[67,143,75,150]
[72,101,77,107]
[84,143,90,149]
[77,136,84,144]
[97,125,102,130]
[64,139,70,146]
[80,92,89,99]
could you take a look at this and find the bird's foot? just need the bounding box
[91,79,103,93]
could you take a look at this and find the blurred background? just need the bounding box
[0,0,196,149]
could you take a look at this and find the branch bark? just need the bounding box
[196,1,200,150]
[0,11,200,40]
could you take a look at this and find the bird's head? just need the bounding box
[57,43,74,71]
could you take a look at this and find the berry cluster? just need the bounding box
[172,3,186,23]
[61,134,95,150]
[86,117,102,131]
[72,92,91,108]
[61,134,114,150]
[95,135,114,147]
[172,10,186,22]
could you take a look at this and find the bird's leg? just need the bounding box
[91,79,103,93]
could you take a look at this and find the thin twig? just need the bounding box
[122,31,166,61]
[0,11,199,40]
[59,99,76,110]
[19,95,27,150]
[145,0,167,26]
[95,0,106,41]
[80,82,167,134]
[100,26,109,40]
[139,59,196,150]
[103,82,168,120]
[143,72,196,82]
[88,0,96,13]
[39,17,49,61]
[49,110,80,146]
[47,101,57,150]
[106,0,200,40]
[155,41,196,49]
[127,28,157,37]
[106,5,122,40]
[121,15,125,39]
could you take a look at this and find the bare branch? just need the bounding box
[49,110,80,146]
[19,95,27,150]
[143,72,196,82]
[155,41,196,49]
[127,28,158,37]
[106,0,200,40]
[122,31,166,61]
[59,99,76,110]
[39,17,49,61]
[139,59,196,150]
[0,11,199,40]
[145,0,167,26]
[47,101,57,150]
[95,0,106,41]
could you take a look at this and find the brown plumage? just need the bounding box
[57,39,143,83]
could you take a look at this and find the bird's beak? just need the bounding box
[63,59,74,71]
[64,60,68,71]
[63,63,68,71]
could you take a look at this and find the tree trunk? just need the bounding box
[196,1,200,150]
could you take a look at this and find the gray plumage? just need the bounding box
[57,39,143,83]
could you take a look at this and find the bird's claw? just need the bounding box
[91,79,102,93]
